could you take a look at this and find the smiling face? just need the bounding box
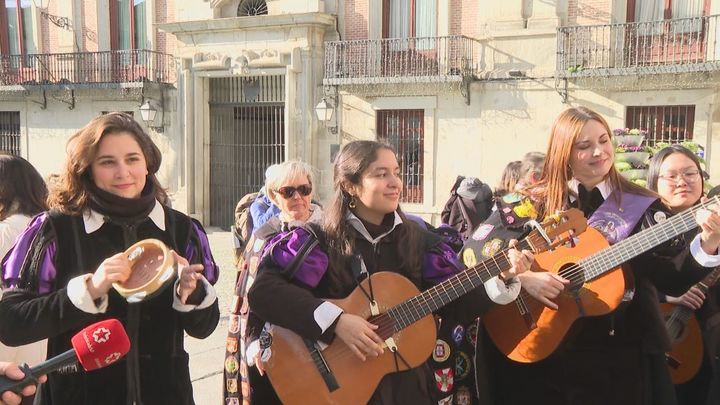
[656,152,703,213]
[273,173,313,222]
[346,148,402,225]
[569,119,614,189]
[90,132,149,199]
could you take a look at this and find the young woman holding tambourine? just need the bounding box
[248,140,534,404]
[0,113,219,405]
[475,107,720,405]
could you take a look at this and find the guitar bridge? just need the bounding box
[369,300,380,316]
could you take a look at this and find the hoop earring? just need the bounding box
[349,196,357,209]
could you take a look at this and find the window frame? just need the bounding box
[109,0,146,51]
[626,0,711,22]
[377,109,425,204]
[625,105,696,146]
[1,0,30,56]
[382,0,437,39]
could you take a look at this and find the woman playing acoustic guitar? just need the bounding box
[476,107,720,405]
[248,140,534,404]
[647,145,720,405]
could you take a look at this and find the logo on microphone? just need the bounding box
[105,352,122,364]
[93,327,111,344]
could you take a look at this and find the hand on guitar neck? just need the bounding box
[697,197,720,255]
[502,239,536,281]
[666,286,706,310]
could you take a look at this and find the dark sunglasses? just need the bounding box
[276,184,312,199]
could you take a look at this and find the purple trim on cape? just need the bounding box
[1,213,57,294]
[423,242,464,284]
[186,221,219,284]
[270,228,328,288]
[587,190,657,245]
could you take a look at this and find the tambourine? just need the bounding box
[113,239,177,303]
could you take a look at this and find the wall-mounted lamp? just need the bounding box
[139,100,163,132]
[315,97,337,134]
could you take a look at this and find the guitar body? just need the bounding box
[661,303,704,385]
[262,272,437,405]
[484,227,628,363]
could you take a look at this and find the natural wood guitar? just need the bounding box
[484,196,720,363]
[261,210,586,405]
[663,266,720,384]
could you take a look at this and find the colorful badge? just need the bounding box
[241,380,250,397]
[481,239,503,257]
[230,295,241,314]
[462,249,477,268]
[466,322,478,346]
[513,198,537,219]
[471,224,494,241]
[226,377,238,394]
[433,339,451,363]
[229,315,240,334]
[225,356,239,374]
[438,395,454,405]
[248,256,260,275]
[434,368,454,393]
[653,211,667,223]
[451,325,465,347]
[226,398,240,405]
[455,386,473,405]
[253,238,265,253]
[505,215,516,225]
[502,192,522,204]
[455,351,471,381]
[226,337,238,354]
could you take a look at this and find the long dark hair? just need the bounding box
[324,140,424,285]
[646,144,705,195]
[0,154,48,221]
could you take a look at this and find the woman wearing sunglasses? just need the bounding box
[224,160,322,405]
[647,145,720,405]
[247,140,533,404]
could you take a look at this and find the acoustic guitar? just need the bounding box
[663,266,720,384]
[484,195,720,363]
[261,209,586,405]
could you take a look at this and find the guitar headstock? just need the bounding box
[526,208,587,254]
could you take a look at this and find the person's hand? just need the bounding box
[0,362,47,405]
[518,272,569,310]
[666,287,706,310]
[697,199,720,255]
[501,239,534,280]
[87,252,131,300]
[174,251,205,305]
[334,313,384,361]
[255,352,265,376]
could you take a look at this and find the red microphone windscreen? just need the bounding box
[70,319,131,372]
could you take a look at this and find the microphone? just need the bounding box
[0,318,130,395]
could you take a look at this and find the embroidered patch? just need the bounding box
[466,322,478,346]
[249,256,260,275]
[471,224,494,241]
[226,337,238,354]
[438,395,454,405]
[462,249,477,268]
[434,368,454,393]
[433,339,451,363]
[455,352,471,381]
[505,215,515,225]
[239,360,248,378]
[226,378,238,394]
[224,356,239,374]
[225,398,240,405]
[230,295,241,314]
[253,238,265,253]
[654,211,667,223]
[513,199,537,219]
[229,315,240,334]
[241,380,250,397]
[455,386,473,405]
[451,325,465,347]
[481,239,503,258]
[502,193,522,204]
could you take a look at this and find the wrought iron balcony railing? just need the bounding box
[324,35,478,85]
[0,49,176,87]
[558,14,720,77]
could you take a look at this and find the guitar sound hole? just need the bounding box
[557,263,586,294]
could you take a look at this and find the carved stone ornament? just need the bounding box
[231,49,289,74]
[193,52,232,71]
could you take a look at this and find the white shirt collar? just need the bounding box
[567,178,614,202]
[346,211,403,244]
[82,200,166,234]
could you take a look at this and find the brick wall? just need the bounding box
[82,0,99,51]
[343,0,369,40]
[450,0,479,37]
[568,0,612,26]
[155,0,176,54]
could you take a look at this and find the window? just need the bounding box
[382,0,436,39]
[628,0,708,32]
[377,110,424,204]
[110,0,147,51]
[625,105,695,146]
[0,0,36,61]
[237,0,267,16]
[0,111,21,156]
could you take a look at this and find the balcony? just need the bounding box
[0,50,176,88]
[324,35,479,86]
[557,15,720,78]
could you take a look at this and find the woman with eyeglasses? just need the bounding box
[224,160,322,405]
[247,140,533,404]
[647,144,720,405]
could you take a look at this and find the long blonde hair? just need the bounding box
[529,107,655,218]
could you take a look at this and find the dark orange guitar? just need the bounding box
[484,195,720,363]
[663,266,720,384]
[260,209,586,405]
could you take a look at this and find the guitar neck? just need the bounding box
[581,198,716,281]
[389,233,541,330]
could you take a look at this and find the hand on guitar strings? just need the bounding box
[517,272,570,310]
[501,239,535,281]
[666,286,706,310]
[697,199,720,255]
[335,313,385,361]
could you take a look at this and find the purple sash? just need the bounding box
[587,190,657,245]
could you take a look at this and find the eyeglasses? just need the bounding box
[276,184,312,199]
[658,170,701,184]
